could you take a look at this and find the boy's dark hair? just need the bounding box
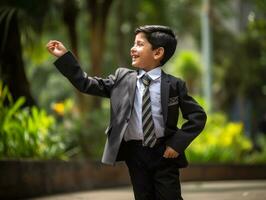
[135,25,177,65]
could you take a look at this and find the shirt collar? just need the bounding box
[137,67,162,81]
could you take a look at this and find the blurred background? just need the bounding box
[1,0,266,165]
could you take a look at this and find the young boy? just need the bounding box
[47,25,207,200]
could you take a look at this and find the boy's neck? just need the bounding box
[141,65,161,72]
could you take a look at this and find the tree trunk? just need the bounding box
[116,0,127,67]
[63,0,89,115]
[86,0,113,109]
[0,9,35,107]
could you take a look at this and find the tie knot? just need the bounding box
[142,74,152,86]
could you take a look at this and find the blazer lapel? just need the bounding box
[127,71,137,108]
[161,71,170,124]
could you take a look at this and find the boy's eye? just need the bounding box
[132,41,144,48]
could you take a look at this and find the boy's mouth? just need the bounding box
[131,55,139,61]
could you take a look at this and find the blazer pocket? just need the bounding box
[168,96,179,106]
[104,124,112,136]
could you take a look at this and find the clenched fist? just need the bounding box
[46,40,67,57]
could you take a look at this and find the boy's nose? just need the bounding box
[130,46,136,54]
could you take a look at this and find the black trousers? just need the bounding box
[124,140,183,200]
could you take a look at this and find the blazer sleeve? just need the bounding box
[54,51,119,98]
[165,80,207,153]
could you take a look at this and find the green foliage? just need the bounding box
[78,107,109,160]
[186,112,253,163]
[244,135,266,164]
[0,83,67,159]
[1,0,265,164]
[0,0,51,32]
[169,50,202,94]
[219,5,266,116]
[53,98,110,160]
[172,50,202,81]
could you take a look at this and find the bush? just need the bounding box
[186,112,253,163]
[53,99,109,160]
[168,50,202,93]
[243,135,266,164]
[0,82,67,159]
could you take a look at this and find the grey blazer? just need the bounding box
[54,51,207,166]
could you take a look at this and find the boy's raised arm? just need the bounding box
[46,40,119,98]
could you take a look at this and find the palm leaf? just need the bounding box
[0,7,17,53]
[4,97,25,123]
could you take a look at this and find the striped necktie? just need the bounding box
[141,74,157,147]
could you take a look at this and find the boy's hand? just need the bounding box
[46,40,67,57]
[163,146,179,158]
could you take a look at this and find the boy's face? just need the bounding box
[130,33,162,71]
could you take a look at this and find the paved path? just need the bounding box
[32,180,266,200]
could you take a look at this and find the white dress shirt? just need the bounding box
[124,67,165,141]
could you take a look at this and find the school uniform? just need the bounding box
[54,51,207,200]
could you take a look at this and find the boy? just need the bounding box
[46,25,207,200]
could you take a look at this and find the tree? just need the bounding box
[171,51,202,94]
[62,0,90,114]
[0,7,35,106]
[0,1,50,106]
[86,0,114,109]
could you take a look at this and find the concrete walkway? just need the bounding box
[32,180,266,200]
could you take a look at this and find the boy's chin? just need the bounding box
[132,63,144,69]
[133,66,145,71]
[132,65,141,69]
[132,65,154,72]
[132,63,140,68]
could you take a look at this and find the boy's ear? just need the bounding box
[154,47,164,61]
